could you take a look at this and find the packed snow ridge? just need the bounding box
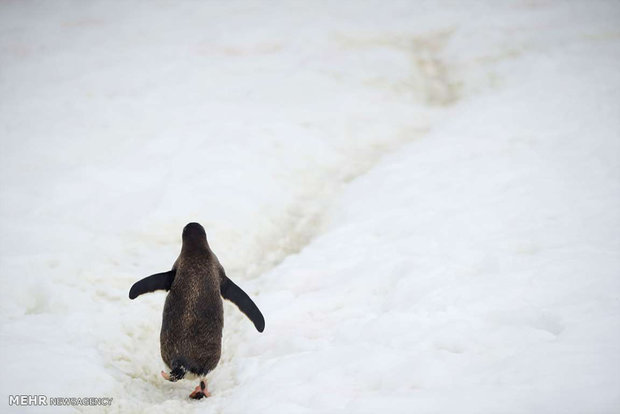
[1,1,619,413]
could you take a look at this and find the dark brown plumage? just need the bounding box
[160,223,224,378]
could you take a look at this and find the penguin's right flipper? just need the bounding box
[129,270,176,299]
[220,276,265,332]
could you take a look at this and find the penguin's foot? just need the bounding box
[160,370,172,381]
[189,379,210,399]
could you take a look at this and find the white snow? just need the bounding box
[1,1,619,413]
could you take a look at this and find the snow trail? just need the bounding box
[97,14,461,414]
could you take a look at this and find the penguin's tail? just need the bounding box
[169,365,186,382]
[162,360,186,382]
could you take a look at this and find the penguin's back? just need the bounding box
[160,252,223,376]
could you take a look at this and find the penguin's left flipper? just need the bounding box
[220,276,265,332]
[129,270,176,299]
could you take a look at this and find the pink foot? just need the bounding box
[161,370,170,380]
[189,380,211,399]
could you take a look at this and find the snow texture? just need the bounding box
[1,1,619,413]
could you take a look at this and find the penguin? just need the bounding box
[129,222,265,399]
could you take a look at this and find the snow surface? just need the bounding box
[1,1,619,413]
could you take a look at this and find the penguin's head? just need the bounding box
[182,222,208,247]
